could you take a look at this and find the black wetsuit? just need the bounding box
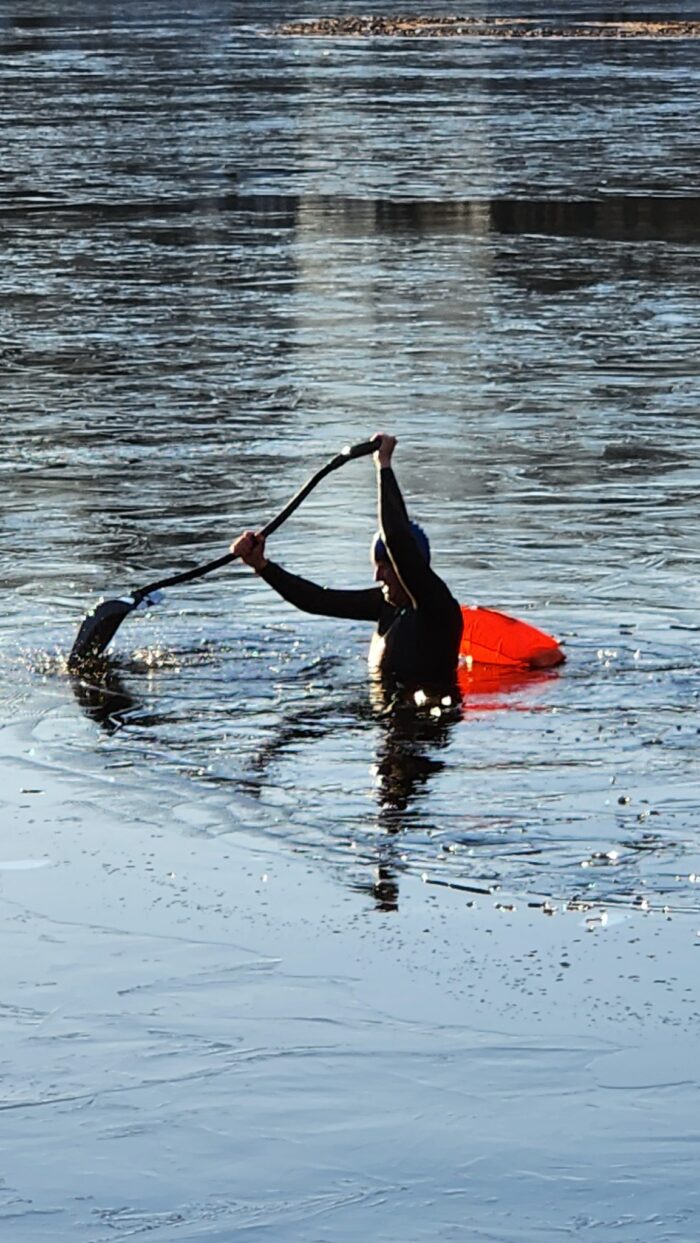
[260,467,463,685]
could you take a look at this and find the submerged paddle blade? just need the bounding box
[68,597,136,667]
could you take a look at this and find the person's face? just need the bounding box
[374,558,410,608]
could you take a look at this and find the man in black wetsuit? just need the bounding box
[231,433,463,686]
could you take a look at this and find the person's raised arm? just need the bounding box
[372,434,438,609]
[230,530,382,622]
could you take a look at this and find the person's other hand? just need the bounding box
[373,432,397,469]
[231,530,268,572]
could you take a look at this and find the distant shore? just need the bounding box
[276,17,700,39]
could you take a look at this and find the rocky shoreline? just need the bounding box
[276,17,700,39]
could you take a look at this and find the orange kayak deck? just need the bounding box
[460,605,565,670]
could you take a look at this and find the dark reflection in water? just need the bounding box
[69,661,171,734]
[69,665,137,734]
[371,689,453,821]
[67,652,463,910]
[222,670,463,914]
[360,682,461,911]
[66,654,563,911]
[4,192,700,243]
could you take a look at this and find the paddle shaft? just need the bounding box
[132,437,380,604]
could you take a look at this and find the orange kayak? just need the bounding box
[460,605,565,669]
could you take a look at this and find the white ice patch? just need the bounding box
[0,858,51,871]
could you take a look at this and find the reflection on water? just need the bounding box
[69,664,136,734]
[4,190,700,238]
[65,647,565,911]
[62,635,700,926]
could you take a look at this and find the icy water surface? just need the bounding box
[1,3,700,1240]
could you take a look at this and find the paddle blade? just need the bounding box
[68,597,136,667]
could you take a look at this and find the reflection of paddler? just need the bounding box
[69,662,137,733]
[232,432,464,686]
[368,678,456,820]
[232,432,564,681]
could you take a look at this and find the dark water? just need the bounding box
[1,4,700,1239]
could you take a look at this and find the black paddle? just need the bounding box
[68,436,381,668]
